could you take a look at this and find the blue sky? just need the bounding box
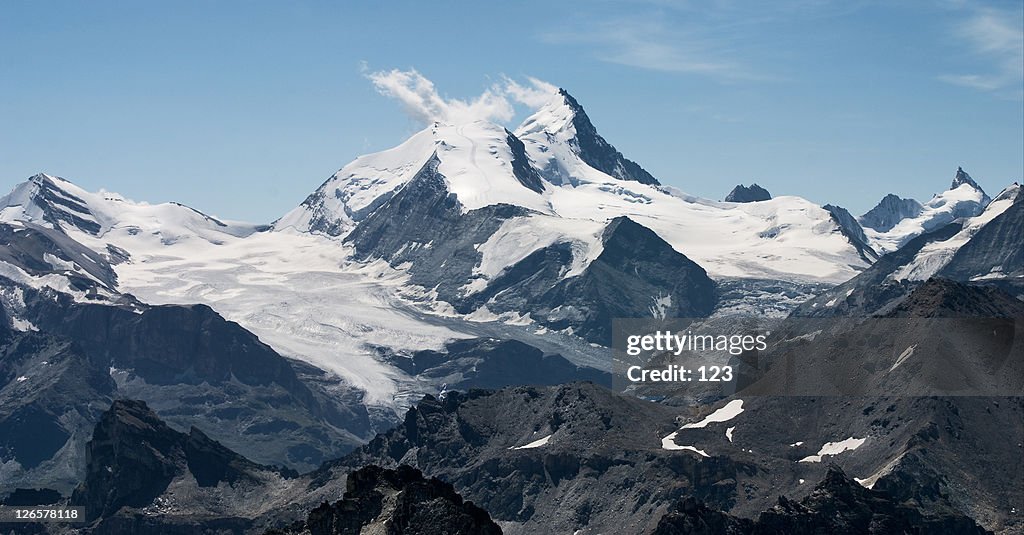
[2,0,1022,221]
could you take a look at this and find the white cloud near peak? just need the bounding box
[365,68,559,125]
[502,76,560,108]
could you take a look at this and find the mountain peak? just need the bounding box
[516,89,660,186]
[859,193,923,232]
[725,183,771,203]
[951,166,984,193]
[0,174,104,235]
[556,87,583,111]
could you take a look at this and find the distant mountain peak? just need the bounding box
[951,166,985,193]
[859,194,923,232]
[725,183,771,203]
[1,173,104,235]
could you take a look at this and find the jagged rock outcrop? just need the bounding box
[283,465,501,535]
[651,466,991,535]
[71,399,292,522]
[329,383,750,534]
[938,188,1023,284]
[883,277,1024,318]
[724,184,771,203]
[0,313,116,492]
[0,221,119,292]
[823,204,878,262]
[344,154,533,303]
[860,194,923,232]
[951,167,989,202]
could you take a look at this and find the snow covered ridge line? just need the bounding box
[278,91,1015,290]
[860,167,995,254]
[270,87,917,285]
[0,173,264,243]
[888,182,1021,283]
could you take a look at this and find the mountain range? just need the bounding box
[0,86,1020,534]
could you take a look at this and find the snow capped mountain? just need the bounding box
[862,167,990,253]
[950,166,988,194]
[274,121,553,237]
[795,182,1022,317]
[279,89,872,287]
[0,173,261,248]
[271,88,883,342]
[891,182,1019,282]
[0,174,260,303]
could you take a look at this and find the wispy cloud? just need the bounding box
[939,5,1023,96]
[502,76,560,108]
[536,0,874,81]
[363,68,559,125]
[543,19,751,80]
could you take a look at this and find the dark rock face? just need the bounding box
[724,184,771,203]
[823,204,878,263]
[506,129,545,194]
[0,488,62,506]
[71,400,288,522]
[22,291,371,471]
[884,277,1024,318]
[297,465,501,535]
[68,401,501,534]
[50,382,1015,534]
[0,319,116,491]
[952,167,989,198]
[0,221,119,292]
[939,190,1023,282]
[652,467,991,535]
[546,216,716,343]
[345,153,533,303]
[462,216,717,345]
[385,338,611,390]
[558,89,660,186]
[333,383,750,534]
[18,174,102,235]
[0,280,371,495]
[41,301,306,390]
[746,277,1024,398]
[860,194,923,232]
[72,400,187,521]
